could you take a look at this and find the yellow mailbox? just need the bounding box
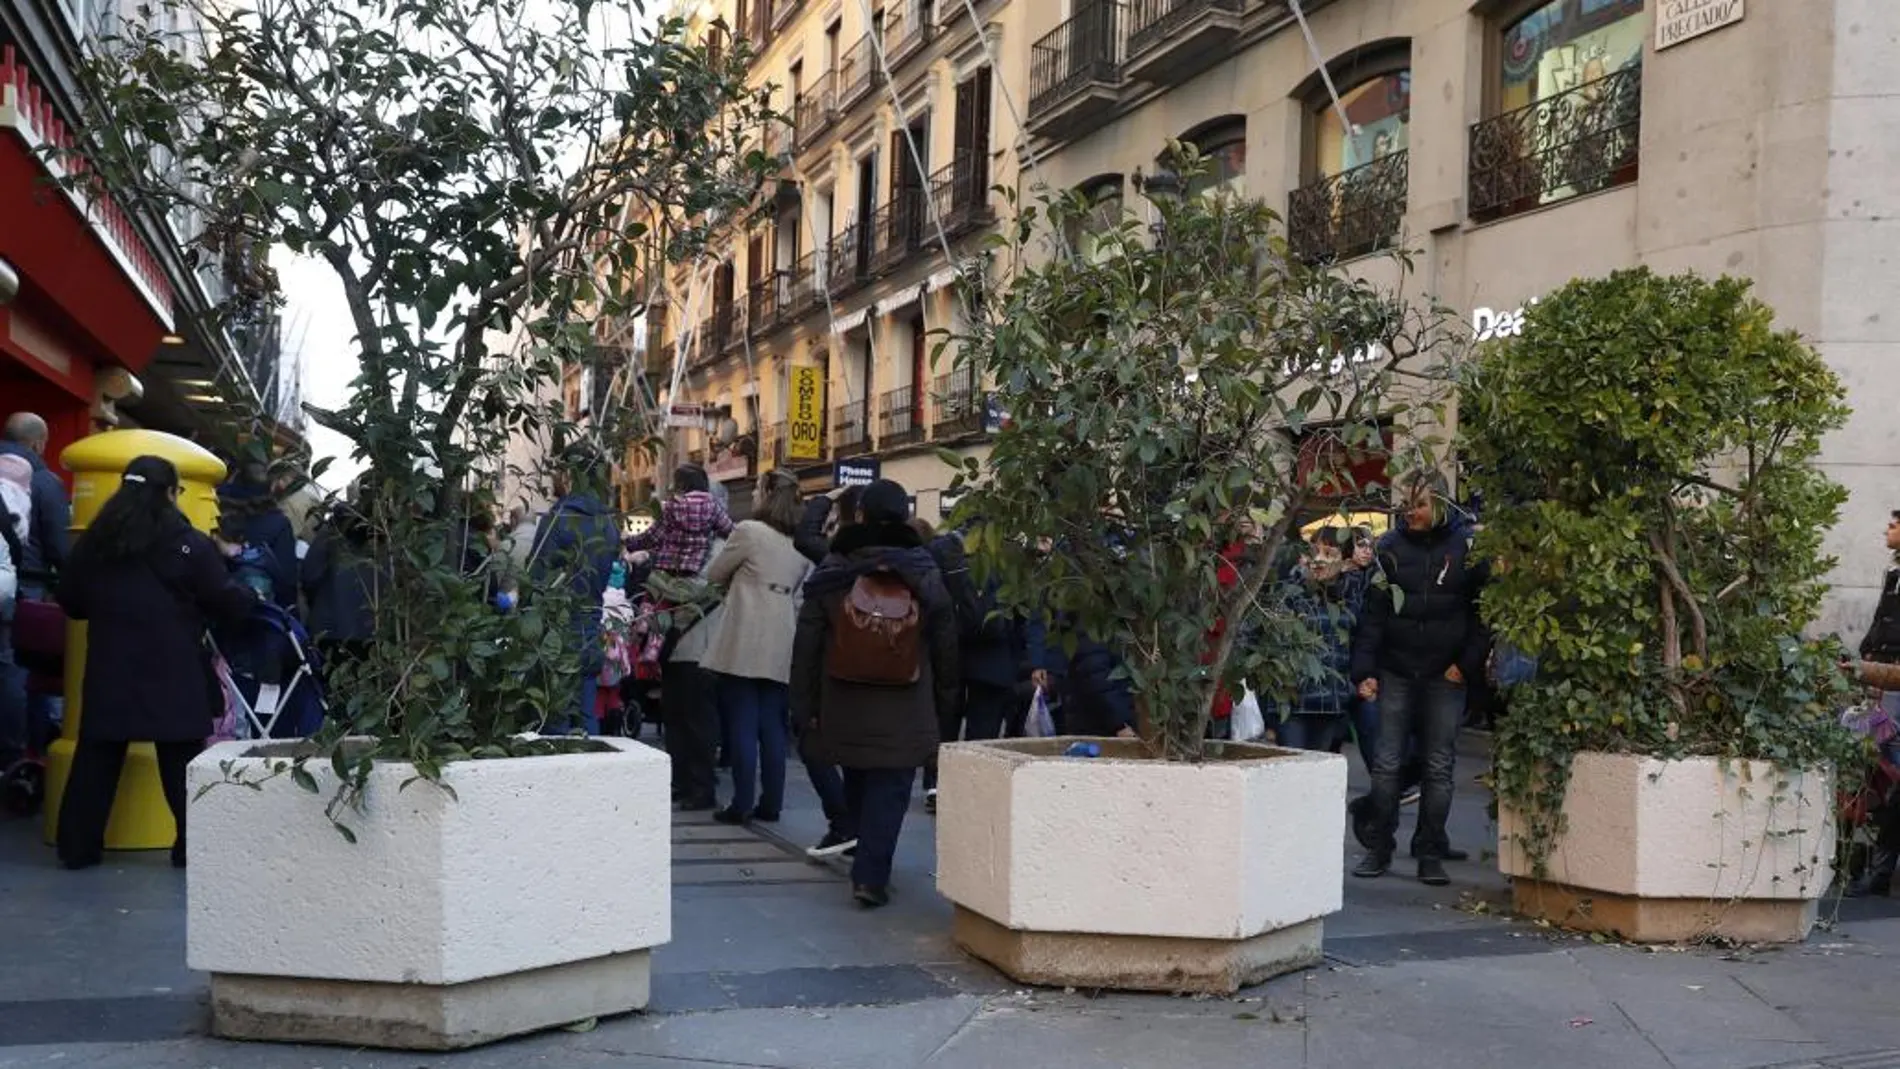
[42,430,228,849]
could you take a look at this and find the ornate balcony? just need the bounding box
[878,385,923,448]
[1287,150,1409,266]
[747,273,783,339]
[783,249,824,323]
[712,300,739,353]
[1125,0,1245,86]
[794,71,836,152]
[1468,65,1642,223]
[882,4,933,71]
[833,399,870,456]
[871,192,927,275]
[828,224,872,298]
[839,35,882,112]
[1029,3,1125,141]
[933,365,983,438]
[931,152,991,239]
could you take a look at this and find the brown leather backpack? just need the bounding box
[826,570,923,686]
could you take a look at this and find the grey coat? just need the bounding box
[700,521,810,684]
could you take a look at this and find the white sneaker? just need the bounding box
[806,832,859,859]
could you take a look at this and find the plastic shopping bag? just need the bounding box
[1231,685,1266,742]
[1024,687,1056,738]
[206,650,251,744]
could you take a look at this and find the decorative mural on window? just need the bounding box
[1316,71,1410,179]
[1500,0,1647,115]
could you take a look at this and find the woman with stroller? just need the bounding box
[54,455,258,870]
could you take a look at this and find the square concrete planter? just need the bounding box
[186,736,670,1050]
[936,738,1346,994]
[1498,751,1834,943]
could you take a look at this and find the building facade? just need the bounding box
[646,0,1025,522]
[1,0,299,471]
[650,0,1897,634]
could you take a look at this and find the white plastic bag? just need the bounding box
[1231,685,1266,742]
[1024,687,1056,738]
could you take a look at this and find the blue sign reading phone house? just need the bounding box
[835,458,881,489]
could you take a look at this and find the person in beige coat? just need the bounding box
[702,472,811,824]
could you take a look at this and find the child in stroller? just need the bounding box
[214,598,327,740]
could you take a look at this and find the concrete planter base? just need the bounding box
[937,737,1346,994]
[953,907,1322,994]
[187,736,670,1049]
[1498,752,1833,944]
[209,950,652,1051]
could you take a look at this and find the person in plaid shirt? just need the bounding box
[626,465,734,576]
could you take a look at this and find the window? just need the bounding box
[1064,174,1124,257]
[1314,71,1410,179]
[1498,0,1646,115]
[1183,118,1245,199]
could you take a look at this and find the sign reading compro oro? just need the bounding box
[787,365,826,462]
[1657,0,1743,51]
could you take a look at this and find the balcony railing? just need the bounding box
[1468,65,1642,222]
[712,300,738,353]
[1287,150,1409,266]
[794,71,836,150]
[828,224,873,297]
[1030,2,1125,120]
[871,191,928,274]
[833,399,869,455]
[692,314,716,365]
[933,366,982,437]
[883,4,933,69]
[783,249,823,322]
[762,116,792,162]
[930,152,991,238]
[878,385,923,447]
[839,35,882,110]
[747,273,783,338]
[744,0,772,52]
[1126,0,1243,63]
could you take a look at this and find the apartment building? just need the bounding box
[1017,0,1898,635]
[648,0,1022,521]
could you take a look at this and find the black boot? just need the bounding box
[1847,850,1896,898]
[1352,852,1391,879]
[1417,857,1451,886]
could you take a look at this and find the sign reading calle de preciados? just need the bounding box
[1656,0,1744,51]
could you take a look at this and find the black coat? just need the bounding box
[791,522,959,769]
[57,516,258,742]
[300,514,379,645]
[1351,520,1490,684]
[1861,566,1900,663]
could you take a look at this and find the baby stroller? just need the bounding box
[213,601,327,739]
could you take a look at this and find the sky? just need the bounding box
[275,1,668,494]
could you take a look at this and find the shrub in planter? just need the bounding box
[1462,268,1859,943]
[935,153,1459,992]
[60,0,769,1046]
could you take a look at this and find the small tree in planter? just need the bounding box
[59,0,769,1047]
[933,156,1460,993]
[1463,267,1859,943]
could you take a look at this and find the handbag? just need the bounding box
[11,597,66,678]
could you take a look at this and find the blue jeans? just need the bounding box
[1279,713,1348,753]
[548,662,601,736]
[803,754,852,837]
[1351,697,1381,777]
[0,638,26,766]
[1365,672,1464,859]
[843,766,914,889]
[717,674,789,817]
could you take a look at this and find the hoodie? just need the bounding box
[0,440,70,581]
[626,490,733,575]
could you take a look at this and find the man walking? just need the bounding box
[1350,472,1489,886]
[1,412,72,768]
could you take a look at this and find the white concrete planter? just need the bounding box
[936,738,1347,994]
[186,736,671,1050]
[1498,751,1835,943]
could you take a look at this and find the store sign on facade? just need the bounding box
[1471,297,1540,342]
[787,365,826,462]
[1656,0,1743,51]
[835,458,880,488]
[665,402,704,428]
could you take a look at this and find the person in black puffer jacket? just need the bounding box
[1350,472,1489,887]
[791,480,959,908]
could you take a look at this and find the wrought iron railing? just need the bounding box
[871,191,927,274]
[828,224,872,297]
[878,385,923,447]
[933,366,982,436]
[747,273,783,338]
[1468,65,1642,222]
[1287,150,1409,266]
[794,71,836,150]
[839,35,882,110]
[692,314,716,365]
[783,249,823,322]
[1127,0,1243,57]
[1030,2,1125,119]
[833,399,869,455]
[711,300,737,353]
[931,152,990,237]
[761,116,792,161]
[883,3,933,68]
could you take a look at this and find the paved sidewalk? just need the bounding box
[3,735,1899,1069]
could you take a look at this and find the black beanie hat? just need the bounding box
[859,479,911,524]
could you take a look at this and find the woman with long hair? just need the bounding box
[55,455,257,870]
[699,471,812,825]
